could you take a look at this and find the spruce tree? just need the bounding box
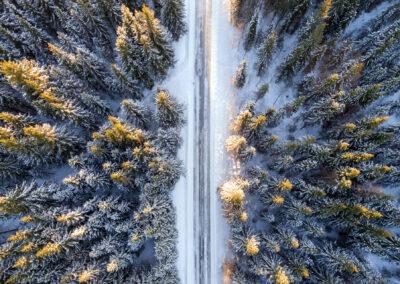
[0,59,96,127]
[69,0,112,56]
[326,0,358,34]
[222,5,400,277]
[121,99,149,128]
[0,2,183,283]
[255,83,269,101]
[48,41,113,92]
[233,60,247,88]
[116,4,153,88]
[244,12,259,51]
[155,88,184,129]
[93,0,121,30]
[161,0,186,41]
[280,0,311,34]
[279,0,332,80]
[138,4,175,79]
[257,30,276,75]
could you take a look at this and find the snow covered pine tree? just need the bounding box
[0,0,185,283]
[222,0,400,283]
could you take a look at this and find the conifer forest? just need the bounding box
[1,0,400,283]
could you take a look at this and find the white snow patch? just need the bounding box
[345,1,394,36]
[208,0,239,282]
[235,15,302,140]
[163,0,195,282]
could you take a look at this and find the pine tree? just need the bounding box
[24,123,83,157]
[326,0,358,34]
[0,181,60,215]
[220,177,249,205]
[279,0,332,80]
[0,2,183,283]
[0,156,27,181]
[0,122,83,165]
[230,0,243,25]
[115,4,153,88]
[0,59,96,127]
[225,135,255,162]
[161,0,186,41]
[109,63,140,97]
[318,244,360,274]
[0,111,38,129]
[16,0,66,30]
[155,89,184,129]
[244,12,258,51]
[305,97,345,124]
[68,0,112,56]
[37,91,95,128]
[13,13,50,57]
[255,83,269,101]
[0,59,48,102]
[138,4,175,79]
[156,127,182,156]
[121,99,149,128]
[233,60,247,88]
[257,30,276,75]
[280,0,311,34]
[0,1,51,58]
[93,0,121,30]
[231,107,253,134]
[48,41,113,92]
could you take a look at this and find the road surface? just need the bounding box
[167,0,238,282]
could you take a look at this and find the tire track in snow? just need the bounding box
[171,0,233,282]
[196,0,210,282]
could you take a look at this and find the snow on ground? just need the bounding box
[163,0,195,282]
[344,1,394,36]
[208,0,239,282]
[236,12,301,142]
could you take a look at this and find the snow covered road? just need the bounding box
[208,0,239,283]
[167,0,237,282]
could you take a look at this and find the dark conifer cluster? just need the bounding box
[0,0,185,283]
[225,1,400,283]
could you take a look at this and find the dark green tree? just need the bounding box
[161,0,186,40]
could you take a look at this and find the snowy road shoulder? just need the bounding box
[164,0,196,282]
